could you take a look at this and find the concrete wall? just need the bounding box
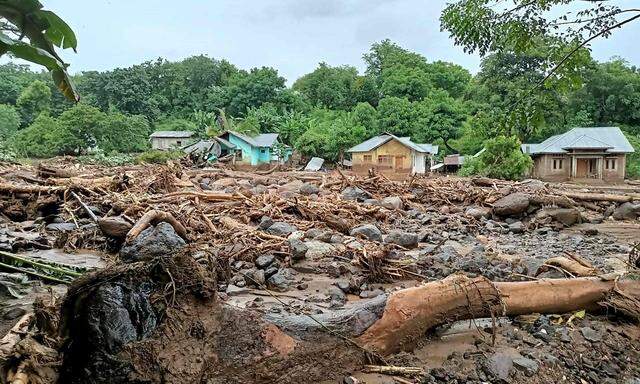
[351,139,414,175]
[531,153,626,182]
[603,154,626,181]
[228,134,261,166]
[151,137,188,150]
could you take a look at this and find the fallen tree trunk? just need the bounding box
[560,191,632,203]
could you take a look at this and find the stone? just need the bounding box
[289,238,308,260]
[120,222,186,262]
[581,226,599,236]
[264,266,278,278]
[341,186,370,202]
[613,202,640,220]
[363,199,380,205]
[580,327,602,342]
[336,280,350,293]
[544,208,582,226]
[266,222,297,237]
[465,206,491,219]
[508,221,524,233]
[267,269,293,291]
[380,196,403,210]
[305,228,323,239]
[45,222,77,232]
[359,289,384,299]
[255,254,276,269]
[384,230,419,248]
[2,307,26,320]
[513,357,539,375]
[493,193,530,216]
[258,216,274,230]
[329,234,344,244]
[328,286,347,304]
[485,353,513,381]
[299,182,320,195]
[349,224,383,242]
[304,240,335,260]
[243,268,266,286]
[210,177,236,189]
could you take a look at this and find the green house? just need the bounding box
[218,130,291,166]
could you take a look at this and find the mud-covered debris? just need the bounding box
[350,224,383,242]
[120,222,186,261]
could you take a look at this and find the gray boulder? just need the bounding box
[288,238,308,260]
[266,222,297,237]
[380,196,403,210]
[46,222,77,232]
[384,230,419,248]
[299,182,320,195]
[120,222,186,262]
[493,193,530,216]
[349,224,383,242]
[513,357,539,375]
[485,353,513,381]
[341,186,370,202]
[465,206,491,219]
[543,208,582,226]
[508,221,524,233]
[613,202,640,220]
[255,254,275,269]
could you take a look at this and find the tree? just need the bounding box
[364,39,429,82]
[0,103,19,139]
[293,63,361,110]
[10,113,72,157]
[380,65,431,101]
[350,102,379,137]
[460,136,533,180]
[224,67,287,117]
[0,0,79,100]
[376,97,418,137]
[16,80,51,126]
[57,103,106,153]
[425,61,471,99]
[416,90,468,151]
[97,113,150,153]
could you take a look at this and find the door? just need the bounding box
[576,159,588,178]
[395,156,404,170]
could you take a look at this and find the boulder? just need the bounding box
[465,206,491,219]
[513,357,539,375]
[543,208,582,226]
[255,254,276,269]
[210,177,236,190]
[380,196,403,210]
[508,221,524,233]
[304,240,335,260]
[288,238,308,260]
[492,193,530,216]
[120,222,186,262]
[341,186,370,202]
[613,202,640,220]
[349,224,383,242]
[485,353,513,381]
[384,230,419,248]
[299,183,320,195]
[98,217,133,239]
[265,222,297,237]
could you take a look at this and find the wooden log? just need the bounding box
[98,217,133,239]
[560,191,632,203]
[125,210,188,243]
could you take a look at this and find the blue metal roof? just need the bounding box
[522,127,634,154]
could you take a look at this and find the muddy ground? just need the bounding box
[1,159,640,383]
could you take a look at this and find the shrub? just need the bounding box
[77,149,136,166]
[97,113,150,153]
[135,150,184,164]
[0,104,20,139]
[10,113,74,158]
[625,132,640,179]
[459,135,533,180]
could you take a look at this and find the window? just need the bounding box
[363,154,372,163]
[260,148,267,154]
[553,158,563,170]
[176,140,182,146]
[378,155,392,165]
[605,158,617,170]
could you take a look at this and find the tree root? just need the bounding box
[125,210,188,243]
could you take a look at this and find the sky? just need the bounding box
[19,0,640,83]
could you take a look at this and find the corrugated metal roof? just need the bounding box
[225,131,279,148]
[304,157,325,171]
[522,127,634,154]
[347,133,437,154]
[150,131,194,138]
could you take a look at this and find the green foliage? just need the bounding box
[625,132,640,179]
[380,65,431,101]
[293,63,366,110]
[10,113,71,158]
[0,104,20,139]
[77,149,135,166]
[135,150,184,164]
[223,67,287,117]
[57,103,106,153]
[97,113,150,153]
[154,117,197,133]
[16,80,51,126]
[0,141,17,162]
[460,136,533,180]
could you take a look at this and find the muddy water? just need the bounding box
[22,248,106,269]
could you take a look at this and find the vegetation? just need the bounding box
[460,136,533,180]
[1,1,639,177]
[135,150,184,164]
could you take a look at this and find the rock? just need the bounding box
[613,202,640,220]
[255,254,276,269]
[304,240,335,260]
[264,266,278,278]
[2,306,26,320]
[97,217,133,239]
[336,280,350,293]
[45,222,77,232]
[349,224,383,242]
[267,269,293,291]
[266,222,297,237]
[328,286,347,304]
[544,208,582,226]
[508,221,524,233]
[341,186,370,202]
[513,357,539,375]
[359,289,384,299]
[485,353,513,381]
[329,234,344,244]
[380,196,403,210]
[305,228,323,239]
[289,238,308,260]
[120,222,186,262]
[258,216,274,230]
[580,327,602,342]
[384,230,419,248]
[581,226,599,236]
[243,268,266,286]
[363,199,380,205]
[465,206,491,219]
[520,179,545,191]
[493,193,530,216]
[299,182,320,195]
[210,177,236,189]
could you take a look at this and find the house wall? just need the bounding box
[351,139,414,174]
[227,134,261,166]
[151,137,188,150]
[531,153,626,181]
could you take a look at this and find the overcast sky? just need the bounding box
[30,0,640,83]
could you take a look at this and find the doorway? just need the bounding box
[575,158,599,178]
[395,156,404,170]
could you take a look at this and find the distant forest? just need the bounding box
[0,39,639,176]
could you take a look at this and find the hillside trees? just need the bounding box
[16,80,51,126]
[0,104,19,139]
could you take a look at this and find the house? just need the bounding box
[217,130,291,166]
[150,131,194,150]
[182,137,238,162]
[347,133,438,174]
[443,154,466,173]
[522,127,634,182]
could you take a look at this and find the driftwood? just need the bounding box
[97,216,133,239]
[560,191,632,203]
[125,210,188,243]
[537,256,598,277]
